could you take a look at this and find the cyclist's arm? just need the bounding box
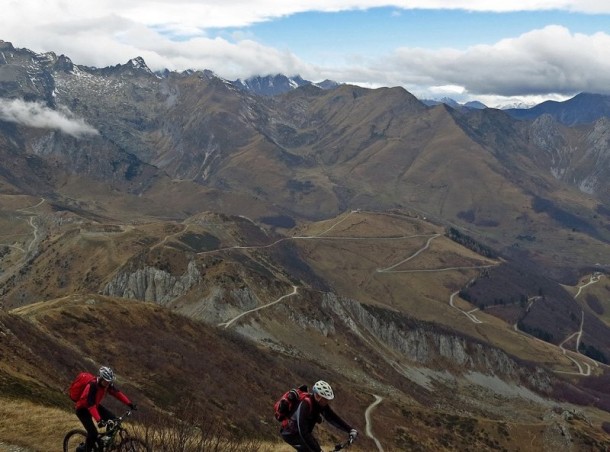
[108,384,132,406]
[321,405,353,433]
[79,382,102,422]
[295,400,322,452]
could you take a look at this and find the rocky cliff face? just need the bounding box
[101,260,201,304]
[582,117,610,199]
[321,294,552,392]
[101,260,549,392]
[528,114,610,198]
[100,259,273,325]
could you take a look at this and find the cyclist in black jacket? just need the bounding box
[280,380,358,451]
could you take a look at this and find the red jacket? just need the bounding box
[75,378,131,422]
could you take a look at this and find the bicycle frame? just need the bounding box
[100,410,133,448]
[63,409,147,452]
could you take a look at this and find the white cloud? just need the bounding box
[0,6,316,79]
[135,37,316,79]
[4,1,610,52]
[329,25,610,98]
[6,1,610,35]
[0,99,99,138]
[1,1,610,105]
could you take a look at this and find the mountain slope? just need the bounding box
[505,92,610,125]
[0,188,609,449]
[2,40,610,450]
[2,254,610,450]
[2,41,610,264]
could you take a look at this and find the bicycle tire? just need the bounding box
[117,437,150,452]
[63,429,87,452]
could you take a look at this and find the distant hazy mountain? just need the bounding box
[315,78,341,90]
[421,97,487,110]
[504,92,610,125]
[498,100,538,110]
[232,74,339,96]
[464,100,487,109]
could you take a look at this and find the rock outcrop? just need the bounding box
[102,260,201,304]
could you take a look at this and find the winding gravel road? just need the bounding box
[365,395,384,451]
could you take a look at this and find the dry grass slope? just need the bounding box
[1,204,609,450]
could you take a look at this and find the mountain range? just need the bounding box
[232,74,340,96]
[1,39,610,450]
[420,97,487,110]
[229,73,610,128]
[504,92,610,126]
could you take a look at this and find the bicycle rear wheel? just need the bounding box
[117,437,150,451]
[63,429,87,452]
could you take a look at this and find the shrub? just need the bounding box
[134,402,263,451]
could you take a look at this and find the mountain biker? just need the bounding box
[280,380,358,451]
[74,366,136,452]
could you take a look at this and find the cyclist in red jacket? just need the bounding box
[280,380,357,451]
[74,366,136,452]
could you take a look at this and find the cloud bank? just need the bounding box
[0,99,99,138]
[364,25,610,97]
[2,1,610,105]
[8,1,609,35]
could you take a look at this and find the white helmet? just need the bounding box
[312,380,334,400]
[98,366,116,382]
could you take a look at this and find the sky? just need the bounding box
[2,1,610,107]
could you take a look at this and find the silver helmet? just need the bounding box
[312,380,334,400]
[98,366,116,382]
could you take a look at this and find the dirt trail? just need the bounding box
[365,395,384,451]
[218,285,299,329]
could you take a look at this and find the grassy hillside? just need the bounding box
[2,295,610,451]
[1,199,610,450]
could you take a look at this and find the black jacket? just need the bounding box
[281,394,353,452]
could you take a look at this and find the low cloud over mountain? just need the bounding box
[0,98,99,138]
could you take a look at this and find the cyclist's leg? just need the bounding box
[281,433,315,451]
[98,404,116,421]
[75,408,98,452]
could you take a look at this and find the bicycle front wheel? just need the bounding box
[117,437,150,452]
[63,429,87,452]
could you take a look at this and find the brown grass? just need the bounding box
[0,397,80,451]
[2,208,610,451]
[0,398,352,452]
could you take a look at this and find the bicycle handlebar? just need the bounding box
[117,410,133,421]
[331,436,354,451]
[105,410,133,432]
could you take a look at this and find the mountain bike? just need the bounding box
[330,435,354,451]
[63,410,149,452]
